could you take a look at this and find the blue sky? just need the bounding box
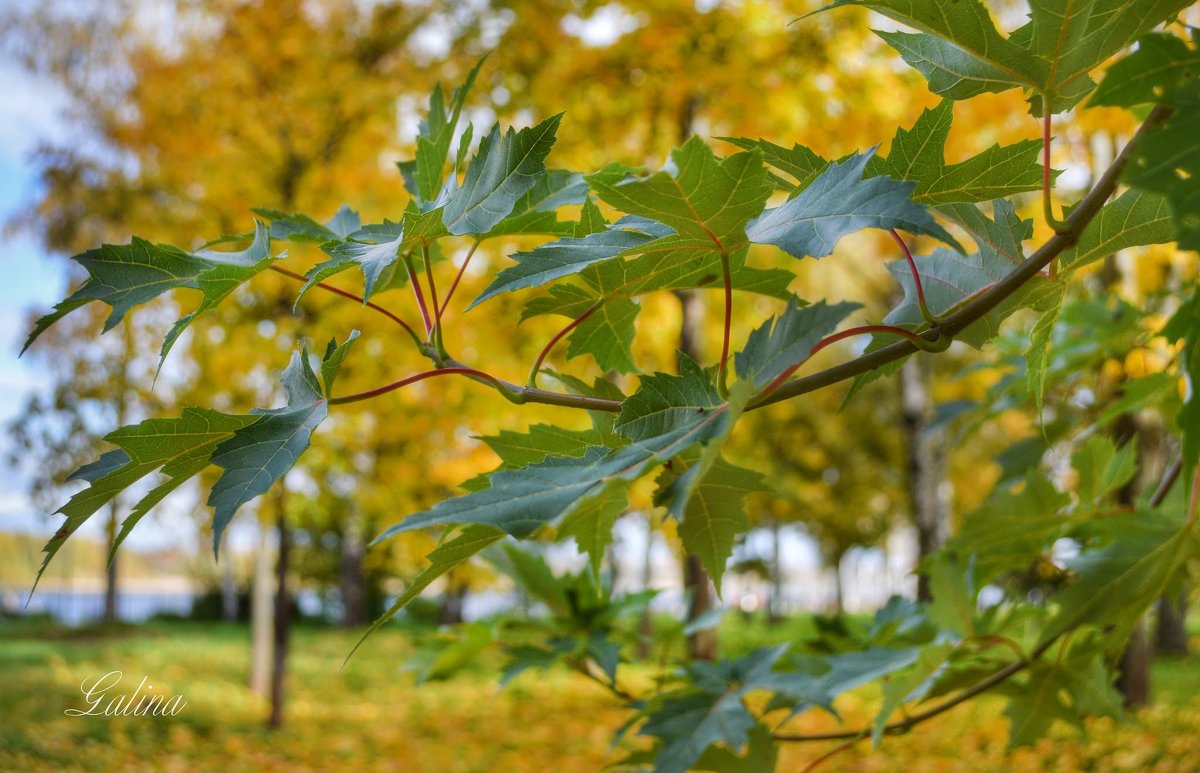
[0,53,70,537]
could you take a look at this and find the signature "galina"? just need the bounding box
[64,671,187,717]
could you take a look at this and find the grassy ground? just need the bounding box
[3,616,1200,772]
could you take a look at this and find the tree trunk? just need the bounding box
[269,497,291,729]
[437,570,466,626]
[103,503,118,622]
[1156,590,1190,655]
[830,559,844,615]
[339,507,367,627]
[637,514,655,660]
[675,288,717,661]
[220,547,238,621]
[249,517,275,696]
[102,323,134,623]
[899,354,950,602]
[1113,414,1153,708]
[768,519,784,624]
[1118,619,1152,709]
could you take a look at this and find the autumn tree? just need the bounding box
[16,1,1200,771]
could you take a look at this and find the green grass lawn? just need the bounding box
[3,616,1200,771]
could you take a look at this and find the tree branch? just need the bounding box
[775,450,1185,746]
[753,104,1173,410]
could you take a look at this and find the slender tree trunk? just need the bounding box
[1114,414,1152,708]
[1156,591,1190,655]
[899,355,950,602]
[768,519,784,624]
[339,506,367,627]
[103,323,134,623]
[637,514,655,660]
[675,289,717,661]
[220,549,238,621]
[269,494,290,730]
[437,570,466,625]
[249,517,274,696]
[1119,620,1152,708]
[103,503,119,622]
[830,558,844,615]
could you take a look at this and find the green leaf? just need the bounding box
[821,1,1043,90]
[575,196,609,237]
[557,482,630,576]
[26,223,275,362]
[718,136,830,191]
[875,29,1026,101]
[470,226,657,309]
[36,408,257,590]
[657,457,767,593]
[585,137,772,254]
[160,222,275,367]
[1165,289,1200,473]
[1091,32,1200,108]
[298,209,448,303]
[1040,511,1199,646]
[207,349,328,553]
[872,643,953,746]
[734,298,860,389]
[1071,435,1137,508]
[443,114,563,236]
[746,150,962,260]
[764,647,922,711]
[1026,282,1066,417]
[640,647,787,773]
[483,169,588,237]
[884,200,1057,348]
[924,551,976,637]
[379,357,740,541]
[252,207,339,243]
[867,100,1046,205]
[325,205,361,238]
[568,297,639,374]
[1060,189,1175,271]
[1020,0,1194,114]
[1126,104,1200,251]
[947,475,1071,584]
[320,330,360,398]
[577,243,794,302]
[999,641,1122,748]
[415,58,484,204]
[483,424,622,469]
[346,525,504,666]
[693,721,777,773]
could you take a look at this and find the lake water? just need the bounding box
[2,588,195,626]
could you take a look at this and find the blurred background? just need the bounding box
[2,1,1198,770]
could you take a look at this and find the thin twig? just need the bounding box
[775,451,1186,746]
[755,105,1173,409]
[528,303,602,386]
[890,229,938,323]
[403,253,433,336]
[440,240,481,319]
[269,264,423,348]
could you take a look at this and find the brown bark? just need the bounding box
[899,355,950,602]
[339,507,368,627]
[1118,620,1152,709]
[268,492,291,730]
[675,288,717,661]
[1155,590,1190,656]
[768,518,784,624]
[1113,414,1151,708]
[437,570,466,626]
